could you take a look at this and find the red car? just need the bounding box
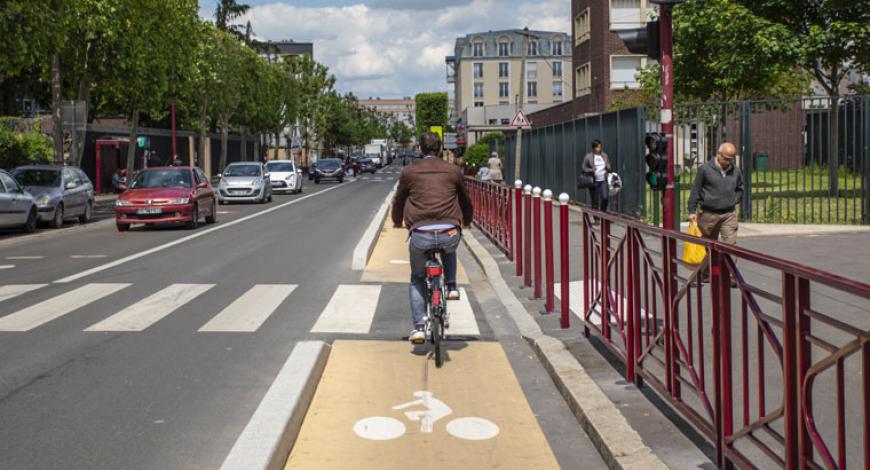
[114,167,217,232]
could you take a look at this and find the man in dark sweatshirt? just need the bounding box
[687,142,743,244]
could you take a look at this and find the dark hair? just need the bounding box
[420,131,442,156]
[591,139,602,149]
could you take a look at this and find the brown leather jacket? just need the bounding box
[391,156,474,231]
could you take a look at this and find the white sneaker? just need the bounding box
[447,290,460,301]
[409,328,426,344]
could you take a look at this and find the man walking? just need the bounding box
[687,142,743,245]
[392,132,474,344]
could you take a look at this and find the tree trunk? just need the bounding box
[72,76,91,166]
[828,92,840,196]
[219,116,229,172]
[125,110,140,177]
[254,133,260,162]
[198,98,209,170]
[240,128,248,161]
[51,53,64,165]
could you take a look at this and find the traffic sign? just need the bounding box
[510,110,531,127]
[429,126,443,140]
[443,133,457,149]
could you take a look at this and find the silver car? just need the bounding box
[266,160,303,194]
[11,165,95,228]
[217,162,273,204]
[0,170,37,232]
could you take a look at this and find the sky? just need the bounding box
[198,0,570,99]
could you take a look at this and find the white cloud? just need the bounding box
[236,0,569,98]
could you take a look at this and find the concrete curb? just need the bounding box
[461,229,667,470]
[352,182,397,270]
[219,341,331,470]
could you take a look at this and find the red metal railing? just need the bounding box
[466,176,870,469]
[466,179,513,259]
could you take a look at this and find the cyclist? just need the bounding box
[392,132,474,344]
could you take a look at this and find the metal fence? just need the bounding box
[502,107,648,219]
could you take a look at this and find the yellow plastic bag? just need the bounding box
[682,221,706,265]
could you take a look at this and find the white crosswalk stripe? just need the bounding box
[85,284,214,332]
[199,284,296,332]
[0,284,47,303]
[0,283,130,331]
[310,284,381,334]
[446,288,479,336]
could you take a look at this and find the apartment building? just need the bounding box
[446,29,572,145]
[260,40,314,63]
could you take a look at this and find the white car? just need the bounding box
[266,160,303,194]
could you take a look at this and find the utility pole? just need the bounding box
[514,27,529,181]
[658,2,676,230]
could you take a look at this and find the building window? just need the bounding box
[472,40,484,57]
[611,55,647,89]
[552,61,562,77]
[527,81,538,97]
[501,118,510,125]
[473,62,484,79]
[526,62,537,79]
[499,82,509,98]
[489,118,499,125]
[553,81,563,97]
[576,63,591,96]
[528,40,538,56]
[498,41,510,57]
[552,40,563,56]
[474,101,484,107]
[499,62,509,78]
[610,0,645,31]
[575,8,590,45]
[473,83,484,98]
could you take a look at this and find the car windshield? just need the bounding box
[224,164,261,177]
[319,160,340,169]
[266,162,294,172]
[11,169,61,187]
[130,169,192,189]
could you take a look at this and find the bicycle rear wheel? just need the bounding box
[432,310,443,368]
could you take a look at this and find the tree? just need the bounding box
[286,54,335,165]
[209,31,250,172]
[736,0,870,193]
[464,142,490,168]
[214,0,250,39]
[414,92,448,137]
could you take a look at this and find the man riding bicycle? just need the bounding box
[392,132,474,344]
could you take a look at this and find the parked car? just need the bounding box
[357,158,376,174]
[11,165,95,228]
[217,162,272,204]
[266,160,302,194]
[114,167,216,232]
[0,170,38,233]
[313,159,344,184]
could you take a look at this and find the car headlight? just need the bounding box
[115,200,132,206]
[167,198,189,205]
[36,194,51,206]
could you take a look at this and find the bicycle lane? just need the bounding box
[285,340,559,469]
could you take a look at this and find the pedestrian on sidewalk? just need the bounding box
[581,140,611,212]
[487,152,503,184]
[392,131,474,344]
[687,142,743,245]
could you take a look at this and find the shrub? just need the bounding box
[464,142,490,168]
[0,126,52,170]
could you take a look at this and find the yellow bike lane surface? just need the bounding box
[287,226,560,468]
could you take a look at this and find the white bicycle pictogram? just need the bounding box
[353,391,499,441]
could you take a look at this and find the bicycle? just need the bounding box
[420,248,449,368]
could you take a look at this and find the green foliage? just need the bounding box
[0,0,63,81]
[0,127,52,169]
[414,92,448,136]
[464,143,490,168]
[477,132,505,145]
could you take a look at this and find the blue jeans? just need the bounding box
[588,180,609,212]
[408,229,460,327]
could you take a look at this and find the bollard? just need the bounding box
[559,193,570,329]
[523,184,532,288]
[514,180,523,277]
[532,187,542,299]
[543,189,555,313]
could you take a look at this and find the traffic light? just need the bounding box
[616,21,660,60]
[645,132,668,191]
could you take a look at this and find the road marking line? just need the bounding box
[0,283,130,331]
[70,255,107,259]
[85,283,214,331]
[351,181,397,270]
[55,183,349,284]
[0,284,48,303]
[0,265,15,269]
[446,288,479,336]
[5,256,44,260]
[310,285,381,334]
[199,284,297,332]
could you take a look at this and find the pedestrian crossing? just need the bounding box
[0,282,483,336]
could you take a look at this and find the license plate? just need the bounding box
[137,208,162,215]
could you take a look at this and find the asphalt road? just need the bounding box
[0,164,601,469]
